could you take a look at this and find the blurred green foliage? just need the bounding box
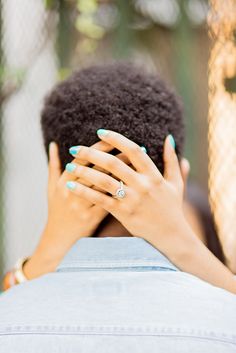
[0,2,3,280]
[2,0,230,187]
[225,77,236,94]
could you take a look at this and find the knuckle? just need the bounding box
[100,177,113,190]
[105,157,116,170]
[77,185,85,197]
[80,211,91,222]
[120,190,137,214]
[120,201,134,214]
[77,166,86,178]
[104,197,116,209]
[94,192,103,204]
[96,194,115,209]
[153,175,164,187]
[79,178,91,187]
[137,176,152,194]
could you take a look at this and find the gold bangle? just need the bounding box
[13,257,30,284]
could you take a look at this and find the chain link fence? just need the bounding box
[208,0,236,271]
[0,0,58,277]
[2,0,234,278]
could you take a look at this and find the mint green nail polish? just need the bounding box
[97,129,109,136]
[66,163,76,173]
[141,146,147,154]
[169,135,176,149]
[66,181,76,190]
[69,146,80,156]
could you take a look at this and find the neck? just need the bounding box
[95,214,131,238]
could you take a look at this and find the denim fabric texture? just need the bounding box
[0,237,236,353]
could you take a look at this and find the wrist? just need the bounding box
[149,218,236,294]
[145,214,195,261]
[23,225,68,280]
[23,250,59,280]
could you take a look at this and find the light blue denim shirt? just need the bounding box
[0,237,236,353]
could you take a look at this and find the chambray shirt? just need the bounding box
[0,237,236,353]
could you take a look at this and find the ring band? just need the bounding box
[114,181,126,199]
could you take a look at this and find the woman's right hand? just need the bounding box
[23,141,112,280]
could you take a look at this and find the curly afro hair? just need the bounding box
[41,63,184,174]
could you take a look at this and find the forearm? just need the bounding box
[23,226,79,280]
[148,220,236,294]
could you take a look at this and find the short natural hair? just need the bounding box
[41,62,184,173]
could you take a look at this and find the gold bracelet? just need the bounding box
[13,257,30,284]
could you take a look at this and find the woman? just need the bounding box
[2,63,234,293]
[3,132,235,293]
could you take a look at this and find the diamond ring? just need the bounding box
[114,181,126,199]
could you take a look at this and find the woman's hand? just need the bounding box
[23,141,112,279]
[66,129,236,294]
[66,130,185,255]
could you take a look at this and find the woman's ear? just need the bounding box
[180,158,190,193]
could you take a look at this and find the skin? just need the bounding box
[63,130,236,294]
[24,130,236,294]
[24,139,136,279]
[24,138,188,278]
[24,141,110,278]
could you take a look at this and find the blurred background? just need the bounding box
[0,0,236,277]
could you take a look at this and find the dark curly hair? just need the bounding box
[41,63,184,173]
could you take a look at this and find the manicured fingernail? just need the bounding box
[66,163,76,173]
[49,141,55,156]
[168,135,176,150]
[97,129,109,137]
[69,146,81,156]
[66,181,76,190]
[141,146,147,154]
[49,141,55,150]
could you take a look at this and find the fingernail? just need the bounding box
[140,146,147,154]
[69,146,81,156]
[66,163,76,173]
[49,141,56,154]
[49,141,55,150]
[168,135,176,150]
[97,129,109,137]
[66,181,76,190]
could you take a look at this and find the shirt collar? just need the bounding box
[57,237,178,272]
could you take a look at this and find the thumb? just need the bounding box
[48,142,61,198]
[163,135,183,192]
[180,158,190,195]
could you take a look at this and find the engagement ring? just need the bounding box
[114,181,126,199]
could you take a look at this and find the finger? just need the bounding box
[91,204,108,220]
[80,152,131,193]
[66,180,118,213]
[163,135,183,191]
[96,129,161,177]
[69,146,138,186]
[180,158,190,186]
[48,142,61,197]
[180,158,190,196]
[72,151,130,192]
[66,162,127,196]
[60,140,115,184]
[78,140,113,167]
[93,151,130,175]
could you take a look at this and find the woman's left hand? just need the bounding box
[66,129,189,258]
[66,130,236,295]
